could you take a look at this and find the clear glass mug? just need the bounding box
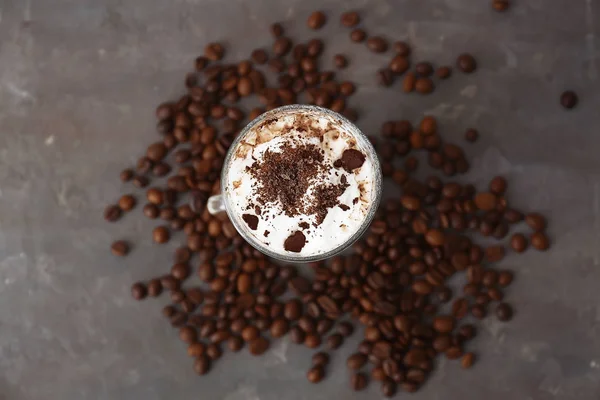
[206,105,382,262]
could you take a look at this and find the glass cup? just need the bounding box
[207,104,382,262]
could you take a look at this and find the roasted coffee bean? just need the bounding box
[436,66,452,79]
[492,0,510,11]
[104,205,122,222]
[333,54,348,69]
[347,353,367,370]
[496,302,513,321]
[461,352,475,368]
[510,233,528,253]
[120,168,134,182]
[415,78,434,94]
[530,232,550,250]
[367,36,388,53]
[118,194,136,211]
[307,11,326,30]
[228,336,244,352]
[465,128,479,142]
[326,333,343,349]
[337,321,354,337]
[560,90,578,109]
[498,270,514,287]
[147,279,162,297]
[457,53,477,73]
[131,282,147,300]
[305,334,322,349]
[350,28,366,43]
[204,43,224,61]
[525,213,547,231]
[152,226,170,244]
[307,365,324,383]
[290,326,306,344]
[248,336,270,355]
[389,55,409,75]
[312,351,329,366]
[206,343,222,360]
[341,11,360,27]
[381,379,397,397]
[350,372,368,391]
[111,240,129,256]
[415,61,433,77]
[193,355,210,375]
[377,69,394,87]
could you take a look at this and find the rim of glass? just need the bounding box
[221,104,382,263]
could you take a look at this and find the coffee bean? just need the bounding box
[307,39,323,57]
[347,353,367,370]
[120,168,134,182]
[104,205,122,222]
[415,62,433,77]
[206,343,222,360]
[248,336,269,355]
[381,379,397,397]
[307,365,324,383]
[560,90,578,109]
[461,352,475,368]
[389,55,409,75]
[510,233,528,253]
[228,336,243,352]
[377,69,394,87]
[489,176,507,195]
[111,240,129,256]
[273,37,292,57]
[465,128,479,142]
[525,213,546,231]
[530,232,550,251]
[498,270,514,287]
[415,78,434,94]
[312,351,329,366]
[270,318,289,338]
[436,66,452,79]
[367,36,388,53]
[132,176,149,188]
[305,334,322,349]
[290,326,306,344]
[187,342,206,357]
[147,279,162,297]
[251,49,268,65]
[205,43,224,61]
[152,226,170,244]
[496,302,513,321]
[333,54,348,69]
[193,355,210,375]
[392,41,411,57]
[457,53,477,73]
[131,282,147,300]
[402,72,416,92]
[340,11,359,27]
[270,23,284,37]
[326,333,343,349]
[350,373,368,391]
[146,142,167,162]
[337,321,354,337]
[350,29,366,43]
[432,315,455,333]
[492,0,510,11]
[307,11,326,30]
[474,192,497,211]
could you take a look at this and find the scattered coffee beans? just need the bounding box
[103,8,555,397]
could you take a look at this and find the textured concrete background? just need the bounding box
[1,0,600,399]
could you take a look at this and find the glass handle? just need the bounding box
[207,194,226,215]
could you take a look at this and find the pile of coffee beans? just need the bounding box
[103,8,554,397]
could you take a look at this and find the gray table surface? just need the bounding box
[1,0,600,399]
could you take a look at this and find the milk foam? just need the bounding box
[225,109,377,257]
